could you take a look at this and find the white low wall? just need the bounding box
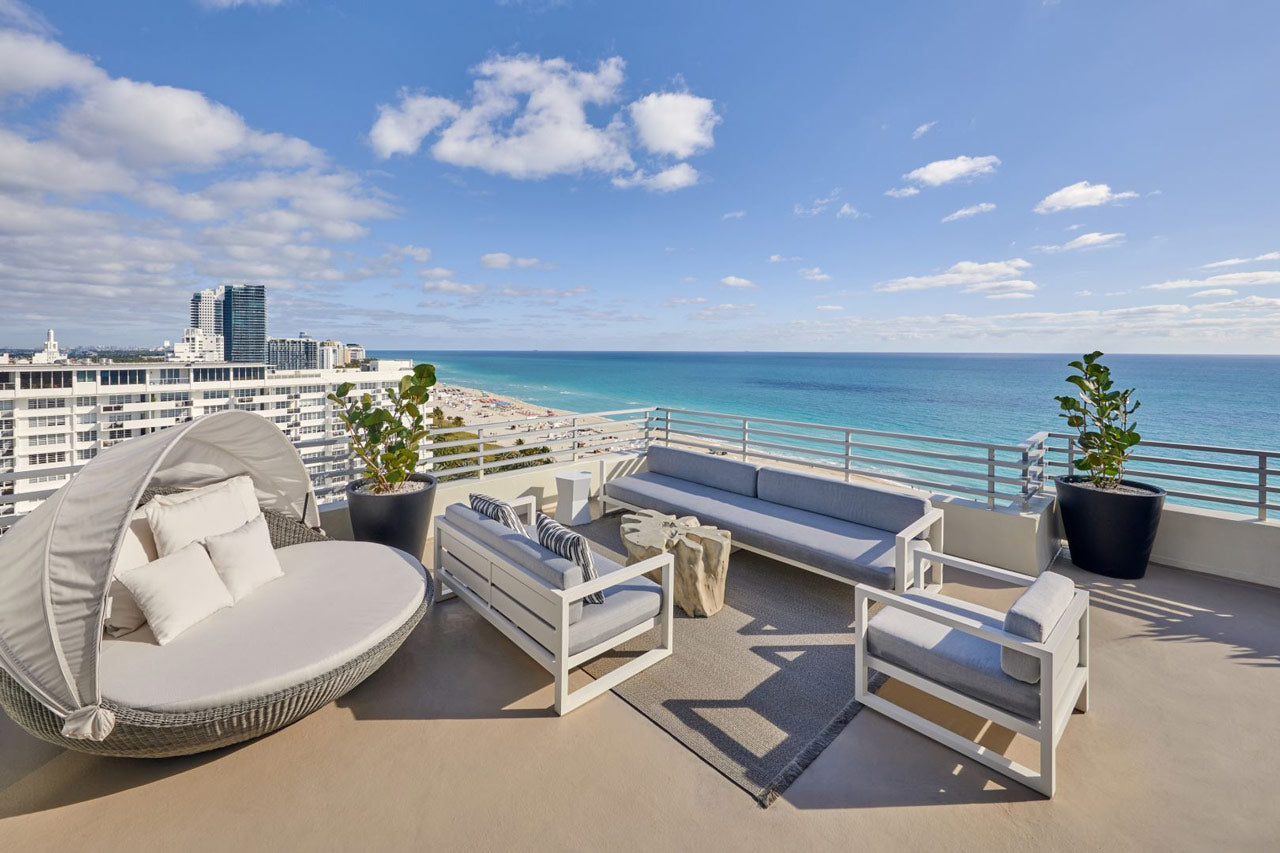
[1146,504,1280,589]
[929,494,1059,577]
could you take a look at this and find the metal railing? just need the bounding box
[649,407,1045,509]
[1045,432,1278,521]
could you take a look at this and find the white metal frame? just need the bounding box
[854,547,1090,797]
[601,494,944,592]
[433,498,674,715]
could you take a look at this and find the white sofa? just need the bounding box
[433,499,673,715]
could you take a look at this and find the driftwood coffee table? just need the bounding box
[620,509,731,617]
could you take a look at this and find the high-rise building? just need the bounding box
[189,287,224,337]
[221,284,267,363]
[166,328,224,362]
[346,344,366,362]
[267,335,319,371]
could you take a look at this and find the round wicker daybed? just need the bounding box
[0,411,431,758]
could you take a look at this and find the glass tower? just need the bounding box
[221,284,267,362]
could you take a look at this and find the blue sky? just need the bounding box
[2,0,1279,352]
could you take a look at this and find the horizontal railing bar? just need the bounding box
[1046,432,1278,459]
[1046,447,1270,476]
[658,407,1028,452]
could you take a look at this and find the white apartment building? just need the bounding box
[0,359,418,533]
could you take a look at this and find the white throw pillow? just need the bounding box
[105,509,159,637]
[115,541,234,645]
[204,513,284,602]
[145,476,260,557]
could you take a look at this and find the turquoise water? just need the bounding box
[374,350,1280,451]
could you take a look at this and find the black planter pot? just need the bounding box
[1055,475,1166,579]
[346,473,438,558]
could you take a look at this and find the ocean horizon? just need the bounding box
[372,350,1280,451]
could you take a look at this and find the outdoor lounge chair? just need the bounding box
[0,411,431,758]
[854,547,1090,796]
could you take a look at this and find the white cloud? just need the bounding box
[884,186,919,198]
[768,253,799,263]
[1192,288,1238,298]
[720,275,756,289]
[836,203,862,219]
[1202,251,1279,269]
[876,258,1032,293]
[628,92,719,158]
[911,121,937,140]
[1144,270,1280,291]
[369,93,462,159]
[722,210,745,220]
[794,189,840,217]
[611,163,699,192]
[962,280,1038,299]
[399,245,433,262]
[418,267,455,279]
[665,296,707,306]
[681,275,698,283]
[0,30,105,96]
[1065,223,1086,231]
[799,267,832,281]
[1038,231,1125,253]
[941,202,995,223]
[0,0,54,33]
[1074,289,1094,297]
[1034,180,1138,214]
[815,305,844,311]
[903,154,1000,187]
[423,280,484,295]
[480,252,552,269]
[369,55,714,191]
[198,0,286,7]
[691,302,755,321]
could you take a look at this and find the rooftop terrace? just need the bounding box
[1,505,1277,850]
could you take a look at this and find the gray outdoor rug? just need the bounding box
[578,516,884,806]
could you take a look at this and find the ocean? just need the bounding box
[372,351,1280,451]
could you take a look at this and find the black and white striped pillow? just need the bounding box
[536,513,604,605]
[469,493,527,536]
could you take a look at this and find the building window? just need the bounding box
[194,367,231,383]
[76,448,98,461]
[20,371,72,390]
[232,366,265,382]
[75,396,95,407]
[75,370,97,383]
[100,369,146,386]
[0,372,14,391]
[27,451,68,466]
[77,430,98,443]
[28,434,67,447]
[27,474,68,485]
[27,415,67,428]
[27,397,66,410]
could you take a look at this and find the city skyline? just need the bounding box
[1,2,1279,353]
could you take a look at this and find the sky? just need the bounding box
[1,0,1279,353]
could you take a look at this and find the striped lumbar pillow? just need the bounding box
[469,493,527,536]
[536,513,604,604]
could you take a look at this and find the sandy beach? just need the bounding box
[432,384,576,426]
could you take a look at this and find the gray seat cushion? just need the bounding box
[606,472,899,587]
[99,541,428,713]
[866,591,1070,722]
[1002,571,1076,683]
[646,444,759,497]
[566,556,662,655]
[757,467,930,535]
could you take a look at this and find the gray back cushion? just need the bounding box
[444,503,584,591]
[1001,571,1076,684]
[646,444,759,497]
[756,467,930,534]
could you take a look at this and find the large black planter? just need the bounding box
[346,473,438,558]
[1055,475,1166,579]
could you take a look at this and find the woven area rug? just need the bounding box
[578,517,885,806]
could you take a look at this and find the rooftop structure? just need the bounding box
[220,284,266,363]
[267,335,320,371]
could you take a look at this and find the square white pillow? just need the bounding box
[204,513,284,602]
[115,541,234,646]
[145,475,260,557]
[104,509,158,637]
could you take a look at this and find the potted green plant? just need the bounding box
[329,363,439,557]
[1054,351,1166,578]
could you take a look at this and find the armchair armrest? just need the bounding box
[556,552,673,605]
[912,547,1036,587]
[857,585,1053,657]
[895,507,944,590]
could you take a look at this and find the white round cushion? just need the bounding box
[99,541,428,713]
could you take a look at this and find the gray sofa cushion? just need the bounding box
[866,591,1042,720]
[606,472,898,588]
[1002,571,1076,683]
[757,467,930,535]
[100,541,427,712]
[646,444,759,497]
[444,504,584,623]
[567,555,662,655]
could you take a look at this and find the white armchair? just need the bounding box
[855,547,1090,797]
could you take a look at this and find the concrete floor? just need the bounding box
[1,537,1278,851]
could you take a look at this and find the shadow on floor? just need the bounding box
[1054,555,1280,668]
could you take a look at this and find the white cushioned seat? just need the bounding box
[99,541,428,713]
